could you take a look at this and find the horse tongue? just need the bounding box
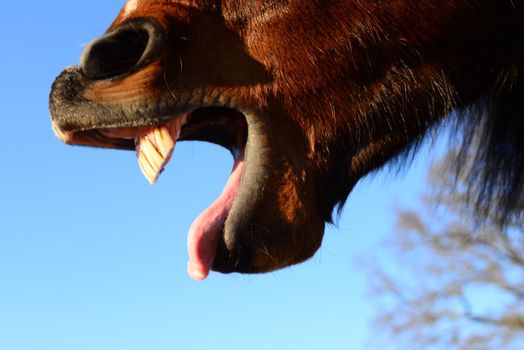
[135,117,186,184]
[187,148,245,281]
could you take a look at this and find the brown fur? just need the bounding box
[50,1,524,274]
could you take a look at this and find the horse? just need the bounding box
[49,0,524,280]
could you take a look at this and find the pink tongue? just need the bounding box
[187,149,245,280]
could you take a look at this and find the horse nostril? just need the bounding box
[80,18,165,80]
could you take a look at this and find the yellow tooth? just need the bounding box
[138,152,157,184]
[138,155,154,183]
[141,137,164,170]
[154,126,175,158]
[136,118,185,185]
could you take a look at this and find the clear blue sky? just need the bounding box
[0,2,441,349]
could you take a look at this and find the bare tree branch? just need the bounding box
[366,151,524,350]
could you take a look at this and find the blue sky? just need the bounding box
[0,2,441,349]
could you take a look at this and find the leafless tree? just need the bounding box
[367,151,524,350]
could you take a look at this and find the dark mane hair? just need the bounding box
[454,73,524,225]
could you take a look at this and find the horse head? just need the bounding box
[50,0,524,279]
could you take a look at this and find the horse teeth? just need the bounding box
[136,122,179,185]
[135,116,187,185]
[138,153,157,184]
[154,126,175,158]
[141,137,164,170]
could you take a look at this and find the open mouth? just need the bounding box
[50,15,327,280]
[54,107,249,280]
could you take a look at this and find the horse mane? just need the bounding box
[387,70,524,228]
[381,67,524,227]
[454,71,524,226]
